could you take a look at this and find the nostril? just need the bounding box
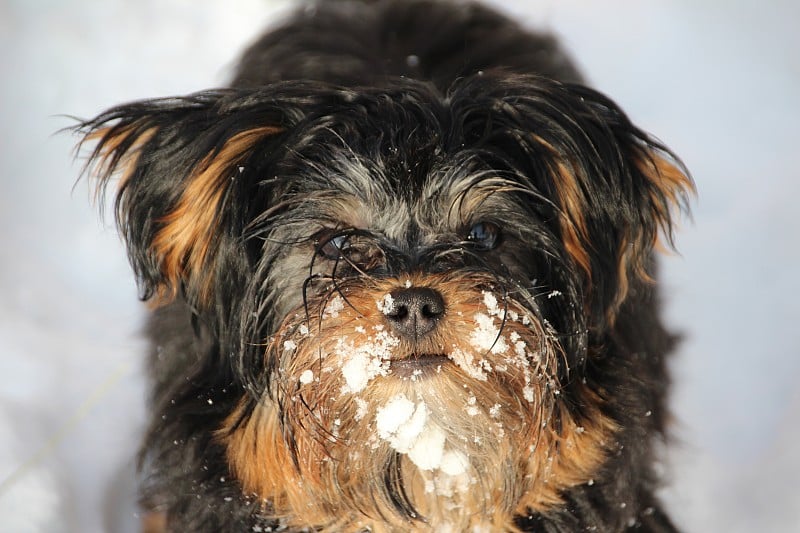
[387,303,409,320]
[420,296,445,319]
[382,287,446,339]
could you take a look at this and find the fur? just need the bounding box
[76,1,693,531]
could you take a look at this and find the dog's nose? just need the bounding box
[383,287,445,339]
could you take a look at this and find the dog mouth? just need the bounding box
[389,353,450,377]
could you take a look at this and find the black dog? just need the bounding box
[77,1,692,531]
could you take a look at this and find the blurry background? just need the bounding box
[1,0,798,531]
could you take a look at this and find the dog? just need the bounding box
[76,1,693,531]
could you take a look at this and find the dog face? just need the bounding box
[79,74,690,530]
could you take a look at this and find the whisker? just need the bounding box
[328,239,370,315]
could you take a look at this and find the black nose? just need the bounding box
[383,287,446,340]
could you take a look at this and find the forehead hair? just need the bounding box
[256,75,558,241]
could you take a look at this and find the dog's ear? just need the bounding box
[76,91,286,306]
[461,76,693,327]
[537,84,695,326]
[551,140,692,325]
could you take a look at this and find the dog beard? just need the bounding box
[220,271,616,531]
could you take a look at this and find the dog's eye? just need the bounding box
[466,221,500,250]
[318,234,350,260]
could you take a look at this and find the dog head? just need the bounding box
[78,73,691,530]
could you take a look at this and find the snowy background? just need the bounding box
[1,0,798,531]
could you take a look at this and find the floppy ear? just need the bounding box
[539,85,695,326]
[76,91,286,306]
[460,75,693,327]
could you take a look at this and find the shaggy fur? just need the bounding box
[76,1,693,531]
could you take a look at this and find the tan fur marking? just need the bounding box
[140,511,167,533]
[553,163,594,298]
[84,124,157,203]
[151,126,282,302]
[220,401,329,521]
[530,135,592,279]
[518,391,618,514]
[606,153,692,321]
[637,153,695,234]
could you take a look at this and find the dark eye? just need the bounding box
[318,234,350,260]
[466,221,500,250]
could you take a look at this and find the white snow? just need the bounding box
[2,1,799,532]
[376,293,394,315]
[283,339,297,352]
[337,327,399,394]
[339,347,382,393]
[439,450,470,477]
[376,396,434,461]
[449,348,489,381]
[354,397,369,421]
[298,369,314,385]
[465,396,480,417]
[322,294,345,319]
[522,386,536,404]
[482,291,502,316]
[374,395,463,475]
[407,425,447,472]
[375,394,418,441]
[374,394,447,472]
[469,312,507,355]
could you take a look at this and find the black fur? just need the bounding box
[77,1,691,531]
